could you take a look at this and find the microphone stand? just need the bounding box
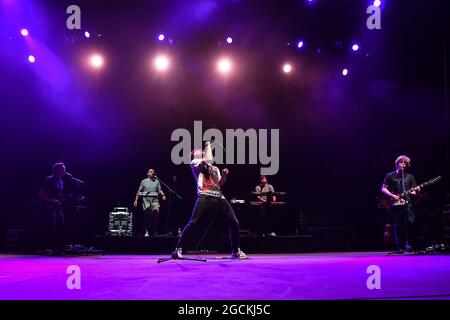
[155,176,182,200]
[155,176,182,236]
[156,180,207,263]
[401,170,411,253]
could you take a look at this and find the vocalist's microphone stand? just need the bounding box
[401,170,413,254]
[155,176,207,263]
[155,176,182,236]
[157,254,207,263]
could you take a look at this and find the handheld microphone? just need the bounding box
[209,137,226,152]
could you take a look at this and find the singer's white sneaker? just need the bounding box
[171,248,184,259]
[231,249,248,259]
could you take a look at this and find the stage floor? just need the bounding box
[1,252,450,300]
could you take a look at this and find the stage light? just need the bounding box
[373,0,381,7]
[158,34,165,41]
[90,54,104,69]
[283,63,292,73]
[28,55,35,63]
[84,31,90,38]
[342,68,349,76]
[154,55,170,71]
[217,58,232,74]
[297,41,304,48]
[20,29,29,37]
[226,36,233,44]
[352,44,359,51]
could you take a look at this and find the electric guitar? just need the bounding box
[43,193,85,210]
[377,176,441,209]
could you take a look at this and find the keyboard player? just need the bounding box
[253,175,277,237]
[133,168,166,236]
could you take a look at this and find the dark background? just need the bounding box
[0,0,449,250]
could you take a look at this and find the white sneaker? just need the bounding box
[171,248,183,259]
[231,249,248,259]
[269,232,277,237]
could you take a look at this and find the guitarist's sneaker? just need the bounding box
[404,244,412,253]
[231,249,248,259]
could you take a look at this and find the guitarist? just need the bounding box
[381,155,420,252]
[38,162,82,254]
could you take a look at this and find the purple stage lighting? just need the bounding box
[28,55,35,63]
[20,29,29,37]
[158,34,165,41]
[217,58,232,74]
[342,68,349,76]
[226,36,233,44]
[373,0,381,7]
[283,63,292,73]
[154,55,170,71]
[84,31,90,38]
[90,54,104,69]
[352,44,359,51]
[297,41,304,48]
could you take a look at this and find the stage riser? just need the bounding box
[93,235,317,253]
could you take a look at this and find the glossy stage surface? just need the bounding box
[1,252,449,300]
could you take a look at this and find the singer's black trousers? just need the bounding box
[176,195,240,253]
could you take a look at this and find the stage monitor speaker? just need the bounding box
[108,207,132,236]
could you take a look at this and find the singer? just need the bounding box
[381,155,420,252]
[171,141,248,259]
[134,168,166,236]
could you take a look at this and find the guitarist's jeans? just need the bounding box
[389,204,415,250]
[45,207,65,251]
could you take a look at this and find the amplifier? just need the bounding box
[108,207,132,236]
